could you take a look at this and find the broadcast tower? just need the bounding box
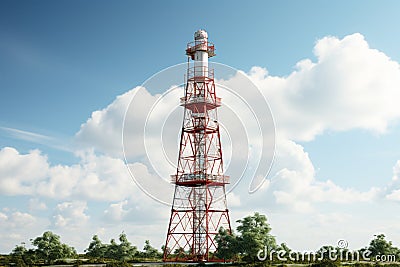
[163,30,232,262]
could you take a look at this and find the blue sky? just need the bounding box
[1,0,400,254]
[2,0,400,138]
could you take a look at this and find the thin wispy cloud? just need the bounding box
[0,126,72,152]
[1,127,52,142]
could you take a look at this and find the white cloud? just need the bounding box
[0,127,72,152]
[75,87,158,159]
[103,195,169,225]
[226,192,241,207]
[52,201,89,229]
[0,127,52,143]
[9,212,36,228]
[385,160,400,201]
[386,189,400,201]
[0,147,48,195]
[0,209,44,253]
[71,152,135,201]
[0,212,7,222]
[392,160,400,181]
[234,138,379,213]
[37,163,81,199]
[103,200,129,222]
[0,147,135,202]
[250,33,400,141]
[28,198,47,211]
[226,33,400,211]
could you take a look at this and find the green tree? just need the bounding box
[105,238,119,260]
[11,245,27,256]
[22,249,38,265]
[103,233,137,261]
[368,234,400,259]
[143,240,161,258]
[215,212,277,262]
[118,232,137,261]
[236,212,277,262]
[31,231,76,264]
[215,227,239,261]
[10,245,28,267]
[174,247,185,257]
[85,235,107,258]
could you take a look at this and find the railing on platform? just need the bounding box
[186,66,214,80]
[180,96,221,107]
[186,41,215,58]
[171,173,230,184]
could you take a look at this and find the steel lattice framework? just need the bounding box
[163,30,232,262]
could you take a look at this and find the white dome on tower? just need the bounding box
[194,29,208,40]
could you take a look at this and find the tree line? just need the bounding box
[214,212,400,264]
[4,212,400,266]
[5,231,161,266]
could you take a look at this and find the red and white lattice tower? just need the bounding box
[163,30,232,262]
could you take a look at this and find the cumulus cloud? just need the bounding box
[103,200,129,222]
[0,212,7,222]
[103,197,168,224]
[250,33,400,141]
[391,160,400,181]
[270,139,379,208]
[234,33,400,211]
[52,201,89,229]
[0,147,48,195]
[226,192,241,207]
[69,152,135,201]
[386,189,400,201]
[0,147,136,202]
[384,160,400,201]
[233,138,380,213]
[4,211,36,228]
[75,87,158,159]
[0,209,42,253]
[28,198,47,211]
